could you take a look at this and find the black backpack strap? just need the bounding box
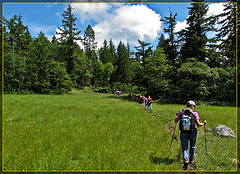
[179,109,185,131]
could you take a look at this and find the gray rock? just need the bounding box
[212,125,235,138]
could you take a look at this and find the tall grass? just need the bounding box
[3,89,237,172]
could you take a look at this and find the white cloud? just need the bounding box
[54,27,62,40]
[175,19,188,33]
[71,3,113,23]
[76,39,84,49]
[88,4,162,48]
[207,3,225,17]
[114,4,161,41]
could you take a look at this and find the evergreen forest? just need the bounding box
[2,0,239,106]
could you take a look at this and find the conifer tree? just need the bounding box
[115,41,131,83]
[57,4,81,77]
[215,0,239,67]
[135,39,152,67]
[160,11,179,86]
[160,11,178,66]
[29,31,52,93]
[109,39,117,66]
[157,34,167,48]
[4,14,32,92]
[82,25,98,86]
[99,40,111,64]
[178,0,216,63]
[83,25,98,62]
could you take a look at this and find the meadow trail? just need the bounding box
[3,90,237,172]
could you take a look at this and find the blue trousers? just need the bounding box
[148,103,152,110]
[180,130,197,163]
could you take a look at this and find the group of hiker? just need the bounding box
[113,89,122,96]
[112,89,207,170]
[128,92,153,110]
[129,94,208,170]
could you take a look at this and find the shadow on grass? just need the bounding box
[149,153,175,165]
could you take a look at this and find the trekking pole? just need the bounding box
[203,119,207,158]
[169,122,177,152]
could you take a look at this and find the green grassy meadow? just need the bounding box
[3,89,237,172]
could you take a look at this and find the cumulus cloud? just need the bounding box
[207,3,225,17]
[175,19,188,33]
[114,4,161,41]
[82,4,163,48]
[71,3,113,23]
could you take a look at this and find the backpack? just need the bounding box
[179,109,196,132]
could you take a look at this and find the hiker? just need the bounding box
[142,96,145,107]
[147,96,152,110]
[144,97,148,109]
[132,93,135,101]
[174,100,207,170]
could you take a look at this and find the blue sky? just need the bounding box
[3,2,226,50]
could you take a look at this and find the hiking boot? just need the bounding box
[182,163,189,170]
[188,161,196,170]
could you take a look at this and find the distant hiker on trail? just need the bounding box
[139,95,143,104]
[129,92,131,99]
[144,97,148,109]
[142,96,145,107]
[132,93,135,101]
[174,100,207,170]
[147,96,152,110]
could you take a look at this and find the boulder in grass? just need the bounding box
[212,125,235,138]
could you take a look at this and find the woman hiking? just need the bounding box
[174,100,206,170]
[147,96,152,110]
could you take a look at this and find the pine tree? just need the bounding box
[82,25,98,86]
[178,0,216,63]
[135,39,153,67]
[160,11,180,86]
[57,4,81,77]
[160,11,178,66]
[215,0,239,67]
[115,41,131,83]
[29,31,52,93]
[157,34,166,48]
[83,25,98,62]
[4,14,32,92]
[109,39,117,66]
[99,40,111,64]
